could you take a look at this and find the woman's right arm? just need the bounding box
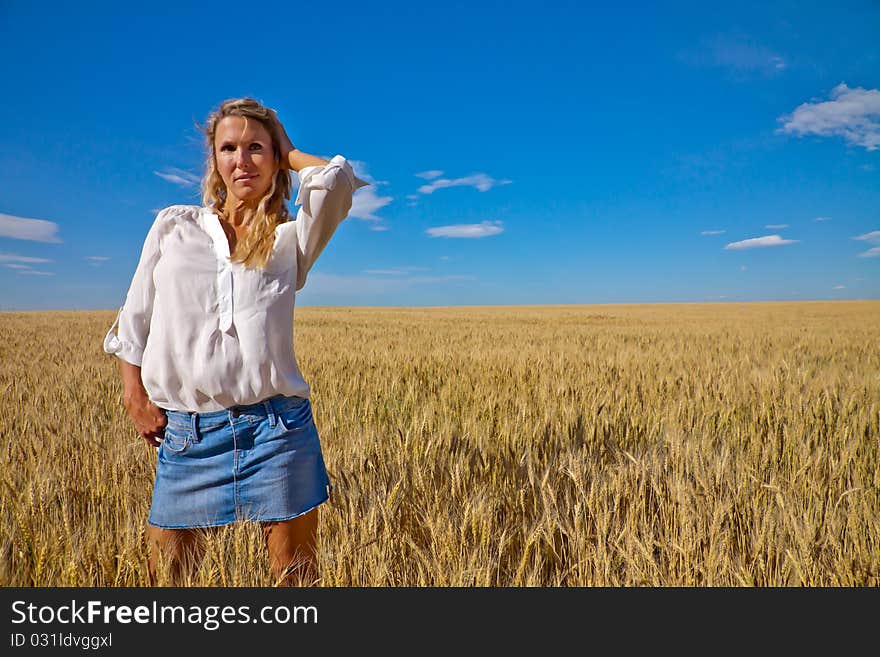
[118,360,166,447]
[104,209,170,446]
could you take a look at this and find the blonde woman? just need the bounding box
[104,97,367,585]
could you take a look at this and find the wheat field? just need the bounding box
[1,301,878,586]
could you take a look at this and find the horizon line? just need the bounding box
[1,298,878,313]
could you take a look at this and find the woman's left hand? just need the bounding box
[269,109,296,170]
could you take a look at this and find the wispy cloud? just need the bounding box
[344,159,389,187]
[678,32,786,79]
[832,285,846,290]
[302,272,475,296]
[0,252,53,264]
[854,230,880,257]
[154,168,201,187]
[349,185,393,225]
[778,83,880,151]
[314,159,393,230]
[1,256,54,276]
[364,266,430,275]
[0,213,62,243]
[86,256,110,261]
[426,221,504,239]
[814,216,832,222]
[724,234,799,250]
[417,173,512,195]
[364,269,408,275]
[415,170,444,180]
[854,230,880,242]
[765,224,788,229]
[701,230,725,235]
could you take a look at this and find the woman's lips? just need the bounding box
[236,174,258,182]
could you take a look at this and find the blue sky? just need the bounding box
[1,0,878,309]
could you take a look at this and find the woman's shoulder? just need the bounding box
[153,204,203,224]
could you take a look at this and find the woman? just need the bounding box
[103,97,367,585]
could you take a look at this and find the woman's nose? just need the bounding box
[234,149,252,167]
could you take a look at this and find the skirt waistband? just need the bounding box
[164,394,309,431]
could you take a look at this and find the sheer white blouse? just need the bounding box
[103,155,368,412]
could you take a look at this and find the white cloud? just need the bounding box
[833,285,846,290]
[701,230,725,235]
[364,266,429,275]
[854,231,880,257]
[415,170,444,180]
[426,221,504,239]
[364,269,407,275]
[0,213,62,243]
[765,224,788,229]
[853,230,880,242]
[345,159,385,185]
[349,184,393,224]
[418,173,512,195]
[154,168,202,187]
[814,216,832,222]
[308,160,392,230]
[724,234,799,250]
[17,269,54,276]
[740,266,748,271]
[679,33,787,78]
[302,271,474,296]
[86,256,110,261]
[0,252,53,264]
[778,83,880,151]
[408,274,475,283]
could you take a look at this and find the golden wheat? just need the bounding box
[1,301,878,586]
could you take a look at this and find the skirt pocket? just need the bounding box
[161,424,192,454]
[276,398,313,433]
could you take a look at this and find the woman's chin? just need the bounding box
[231,186,271,203]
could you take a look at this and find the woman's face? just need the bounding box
[214,115,278,204]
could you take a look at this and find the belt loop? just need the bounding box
[190,411,200,443]
[264,400,276,428]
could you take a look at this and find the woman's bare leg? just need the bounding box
[262,509,319,586]
[146,525,203,585]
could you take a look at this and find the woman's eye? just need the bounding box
[221,144,235,152]
[250,143,262,150]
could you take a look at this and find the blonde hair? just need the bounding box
[200,97,292,269]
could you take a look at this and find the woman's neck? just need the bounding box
[221,198,257,227]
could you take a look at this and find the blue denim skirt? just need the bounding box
[148,394,332,529]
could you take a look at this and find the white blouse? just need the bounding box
[104,155,368,412]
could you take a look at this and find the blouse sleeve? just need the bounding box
[293,154,369,290]
[102,209,167,366]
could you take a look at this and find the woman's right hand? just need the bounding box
[118,359,166,447]
[268,108,296,169]
[124,391,167,448]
